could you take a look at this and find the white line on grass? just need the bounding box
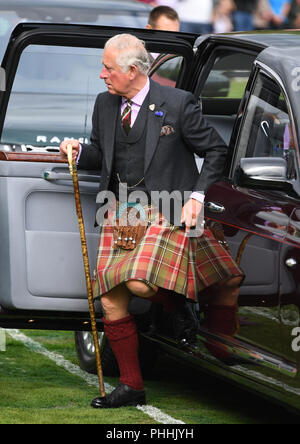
[7,329,185,425]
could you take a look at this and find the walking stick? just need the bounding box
[67,144,106,401]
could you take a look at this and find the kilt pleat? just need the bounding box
[93,219,244,302]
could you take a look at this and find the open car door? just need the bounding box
[0,23,197,329]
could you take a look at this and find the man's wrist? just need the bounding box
[76,144,82,164]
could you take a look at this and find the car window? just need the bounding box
[150,55,183,88]
[200,50,256,116]
[233,71,298,180]
[1,45,104,149]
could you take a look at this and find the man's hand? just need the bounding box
[60,139,80,161]
[181,198,203,233]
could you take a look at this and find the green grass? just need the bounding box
[0,330,299,424]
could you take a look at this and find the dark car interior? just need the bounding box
[199,50,257,146]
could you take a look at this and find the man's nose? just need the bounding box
[100,67,107,79]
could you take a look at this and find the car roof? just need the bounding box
[196,29,300,52]
[0,0,151,11]
[224,30,300,49]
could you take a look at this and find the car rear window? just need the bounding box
[200,50,256,116]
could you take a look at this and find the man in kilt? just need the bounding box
[60,34,244,409]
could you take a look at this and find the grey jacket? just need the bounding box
[78,79,227,200]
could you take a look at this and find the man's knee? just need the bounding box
[101,294,118,315]
[214,276,243,292]
[125,280,157,299]
[225,276,243,289]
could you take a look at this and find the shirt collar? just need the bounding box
[122,77,150,107]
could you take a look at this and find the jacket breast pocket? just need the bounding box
[160,124,175,137]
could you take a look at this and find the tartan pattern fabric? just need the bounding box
[93,214,244,302]
[121,99,132,134]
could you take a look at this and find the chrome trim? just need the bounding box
[285,258,298,269]
[205,202,226,213]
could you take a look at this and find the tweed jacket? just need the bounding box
[78,79,227,202]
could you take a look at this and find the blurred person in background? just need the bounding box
[155,0,179,8]
[233,0,257,31]
[288,0,300,27]
[213,0,236,33]
[177,0,214,33]
[146,5,180,61]
[253,0,273,30]
[136,0,157,5]
[269,0,291,27]
[146,5,180,31]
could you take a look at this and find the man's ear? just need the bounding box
[128,64,139,80]
[146,24,152,29]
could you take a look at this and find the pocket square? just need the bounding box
[160,125,175,136]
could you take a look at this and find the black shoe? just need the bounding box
[172,304,199,349]
[145,297,199,349]
[91,383,146,409]
[143,303,164,337]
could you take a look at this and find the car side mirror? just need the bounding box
[0,67,6,91]
[236,157,292,191]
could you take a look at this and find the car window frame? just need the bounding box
[148,54,184,88]
[193,44,258,106]
[230,62,300,192]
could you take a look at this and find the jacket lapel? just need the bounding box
[144,80,166,173]
[103,94,120,172]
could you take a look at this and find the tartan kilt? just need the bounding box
[93,216,244,303]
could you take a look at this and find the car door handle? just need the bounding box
[261,120,270,138]
[205,202,226,213]
[43,170,100,183]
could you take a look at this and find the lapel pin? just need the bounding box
[149,104,156,111]
[155,111,164,117]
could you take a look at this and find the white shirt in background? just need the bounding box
[177,0,213,24]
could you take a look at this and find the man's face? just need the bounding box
[100,47,131,96]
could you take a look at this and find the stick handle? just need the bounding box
[67,144,105,398]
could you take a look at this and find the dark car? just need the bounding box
[1,21,300,415]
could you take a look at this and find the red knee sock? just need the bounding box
[206,304,239,336]
[204,304,239,363]
[103,315,144,391]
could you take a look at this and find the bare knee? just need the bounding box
[214,276,242,291]
[125,280,156,299]
[101,284,131,321]
[101,295,118,315]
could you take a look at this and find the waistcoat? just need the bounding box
[109,94,150,201]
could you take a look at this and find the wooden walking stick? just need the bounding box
[67,144,106,400]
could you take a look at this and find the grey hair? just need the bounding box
[104,34,151,75]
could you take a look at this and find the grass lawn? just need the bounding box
[0,330,299,424]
